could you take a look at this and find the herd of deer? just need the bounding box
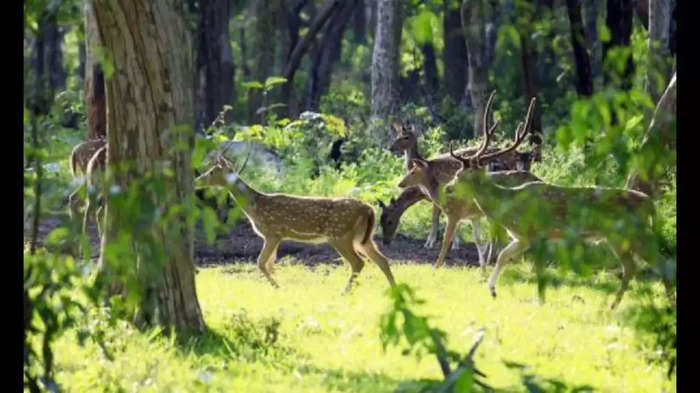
[68,92,667,310]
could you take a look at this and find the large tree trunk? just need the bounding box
[371,0,402,118]
[84,1,106,139]
[603,0,634,89]
[307,0,357,111]
[443,1,468,104]
[566,0,594,96]
[195,0,234,133]
[93,0,205,332]
[646,0,673,102]
[461,0,492,137]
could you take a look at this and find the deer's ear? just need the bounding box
[392,123,402,135]
[377,199,386,208]
[411,159,428,169]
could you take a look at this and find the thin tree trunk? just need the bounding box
[443,0,467,103]
[281,0,342,118]
[371,0,402,119]
[92,0,205,332]
[31,7,66,114]
[84,1,106,139]
[461,0,492,137]
[603,0,634,89]
[195,0,234,133]
[248,0,279,123]
[421,43,439,98]
[646,0,673,102]
[519,35,542,138]
[307,0,357,111]
[566,0,594,96]
[353,0,366,43]
[583,0,601,80]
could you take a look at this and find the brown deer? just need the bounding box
[67,137,107,221]
[195,156,396,292]
[382,116,534,266]
[446,92,661,309]
[82,145,107,239]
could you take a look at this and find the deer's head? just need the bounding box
[449,91,536,180]
[195,148,253,189]
[389,123,417,154]
[378,198,401,245]
[397,159,432,189]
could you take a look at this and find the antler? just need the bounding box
[473,91,499,161]
[475,96,536,164]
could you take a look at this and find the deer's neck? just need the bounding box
[391,187,429,215]
[224,176,261,216]
[468,177,518,222]
[418,172,441,205]
[403,144,424,169]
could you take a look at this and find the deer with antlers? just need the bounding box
[195,155,396,292]
[446,92,660,309]
[382,112,536,267]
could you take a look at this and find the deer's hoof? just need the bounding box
[490,288,497,298]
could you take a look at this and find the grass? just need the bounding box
[49,261,675,393]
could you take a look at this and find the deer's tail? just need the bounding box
[361,207,375,245]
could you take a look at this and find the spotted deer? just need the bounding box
[446,92,663,309]
[382,118,534,267]
[67,137,107,221]
[195,156,396,292]
[82,145,107,239]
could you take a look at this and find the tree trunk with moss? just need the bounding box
[92,0,205,332]
[646,0,673,102]
[443,0,467,104]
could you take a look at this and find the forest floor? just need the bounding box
[27,215,481,266]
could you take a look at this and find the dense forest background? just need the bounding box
[24,0,676,392]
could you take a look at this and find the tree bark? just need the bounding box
[583,0,602,80]
[566,0,594,96]
[461,0,492,137]
[195,0,234,133]
[92,0,205,332]
[421,43,439,98]
[646,0,673,102]
[352,0,367,43]
[281,0,342,118]
[443,0,468,103]
[371,0,402,118]
[248,0,279,123]
[603,0,634,90]
[307,0,357,111]
[31,7,66,114]
[84,1,106,139]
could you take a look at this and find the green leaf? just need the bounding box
[201,206,219,245]
[241,81,264,90]
[264,76,288,91]
[412,10,435,45]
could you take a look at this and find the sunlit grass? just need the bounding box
[52,262,675,392]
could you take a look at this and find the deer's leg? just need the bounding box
[471,221,489,278]
[424,204,440,248]
[488,236,529,298]
[434,216,459,269]
[257,238,281,288]
[332,241,366,293]
[357,240,396,287]
[68,186,82,221]
[606,242,637,310]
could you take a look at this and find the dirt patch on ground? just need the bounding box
[26,215,481,268]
